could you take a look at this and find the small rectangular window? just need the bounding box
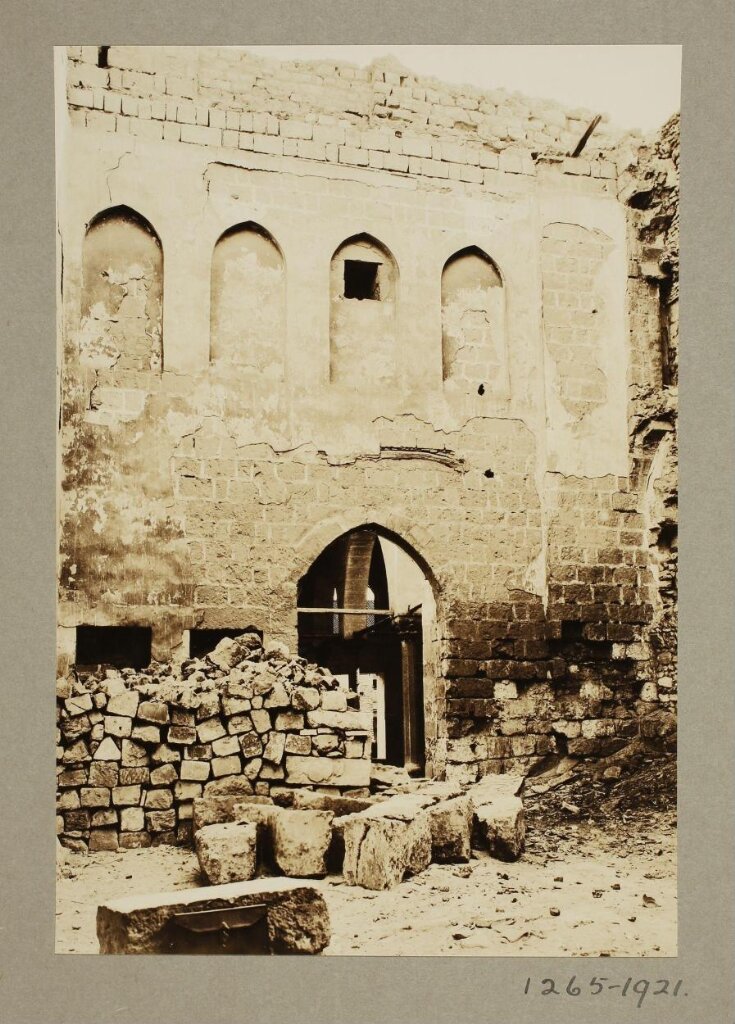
[344,259,381,300]
[76,625,152,668]
[189,628,262,659]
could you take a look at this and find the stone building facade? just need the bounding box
[56,46,678,785]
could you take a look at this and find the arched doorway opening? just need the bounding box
[297,526,436,775]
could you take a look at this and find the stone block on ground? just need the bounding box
[192,793,272,833]
[97,877,330,954]
[271,809,333,878]
[428,794,473,862]
[195,821,258,884]
[340,794,434,890]
[474,794,525,861]
[370,763,414,790]
[467,772,525,805]
[341,812,431,890]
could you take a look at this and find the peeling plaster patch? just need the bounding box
[81,209,163,380]
[210,223,285,376]
[441,248,507,396]
[541,222,613,421]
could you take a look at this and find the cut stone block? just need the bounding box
[291,791,377,816]
[145,789,173,810]
[121,739,148,767]
[204,776,254,799]
[131,724,161,744]
[103,716,132,738]
[195,821,257,884]
[341,811,431,890]
[428,795,473,862]
[149,763,178,786]
[120,807,145,832]
[106,691,140,718]
[192,793,272,833]
[475,795,525,861]
[467,772,524,805]
[93,737,121,762]
[306,709,371,731]
[97,878,330,954]
[137,701,169,724]
[180,760,210,782]
[89,829,118,852]
[285,755,370,788]
[197,718,227,744]
[271,809,333,878]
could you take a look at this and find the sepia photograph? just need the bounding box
[54,43,681,957]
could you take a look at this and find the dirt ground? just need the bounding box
[56,757,677,957]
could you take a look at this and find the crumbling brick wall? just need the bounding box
[616,114,679,715]
[56,46,678,784]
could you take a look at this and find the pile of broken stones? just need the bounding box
[58,631,526,953]
[57,632,374,852]
[190,764,526,892]
[95,764,526,955]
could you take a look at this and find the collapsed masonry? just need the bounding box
[57,47,679,799]
[57,631,524,862]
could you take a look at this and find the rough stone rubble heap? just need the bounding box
[57,632,373,852]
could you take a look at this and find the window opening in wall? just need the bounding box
[344,259,381,300]
[97,46,110,68]
[189,628,263,659]
[75,625,152,669]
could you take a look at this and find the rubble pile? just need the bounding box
[56,632,372,852]
[190,771,526,891]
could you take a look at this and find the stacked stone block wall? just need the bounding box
[56,635,371,852]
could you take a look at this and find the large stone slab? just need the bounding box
[192,793,272,833]
[284,755,370,788]
[341,811,431,890]
[475,794,525,861]
[340,793,434,890]
[195,821,257,884]
[467,772,525,805]
[271,809,333,878]
[97,878,330,954]
[305,709,372,731]
[428,795,473,862]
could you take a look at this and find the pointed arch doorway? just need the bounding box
[297,526,435,775]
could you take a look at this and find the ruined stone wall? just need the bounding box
[616,114,679,714]
[57,46,676,782]
[57,634,371,852]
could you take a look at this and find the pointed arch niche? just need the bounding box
[80,206,163,373]
[329,234,398,387]
[210,222,286,378]
[441,246,507,395]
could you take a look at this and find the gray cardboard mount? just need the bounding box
[0,2,733,1022]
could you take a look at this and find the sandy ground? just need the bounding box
[56,810,676,957]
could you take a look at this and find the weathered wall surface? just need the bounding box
[615,114,680,711]
[57,47,677,782]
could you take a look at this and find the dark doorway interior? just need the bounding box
[297,527,426,773]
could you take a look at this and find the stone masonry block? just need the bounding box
[97,878,331,954]
[195,821,258,884]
